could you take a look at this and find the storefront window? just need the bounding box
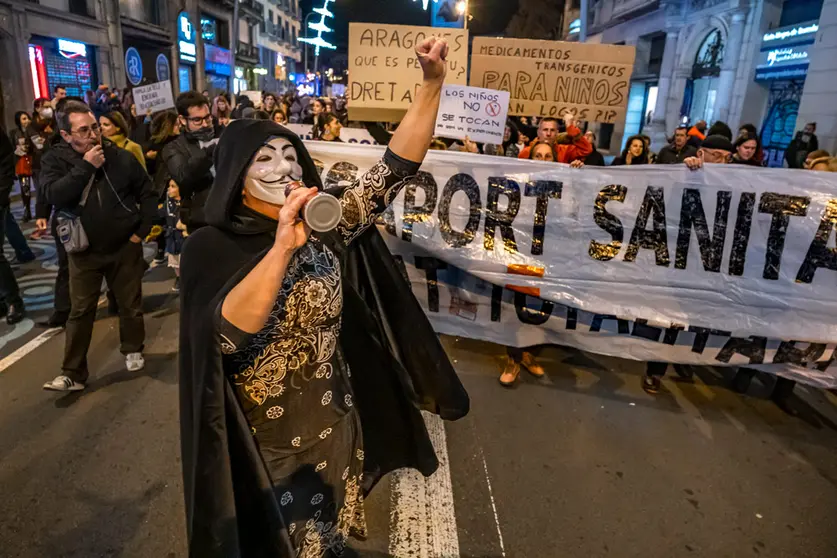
[179,66,193,94]
[683,29,724,124]
[29,37,96,99]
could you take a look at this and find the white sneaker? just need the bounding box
[126,352,145,372]
[43,375,85,392]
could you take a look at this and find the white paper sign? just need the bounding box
[134,80,175,113]
[434,85,510,145]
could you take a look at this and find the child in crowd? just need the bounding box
[166,180,187,293]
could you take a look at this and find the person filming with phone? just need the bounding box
[39,100,157,392]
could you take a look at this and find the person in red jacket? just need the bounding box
[552,113,593,163]
[518,117,558,159]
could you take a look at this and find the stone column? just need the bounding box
[0,7,33,128]
[646,29,680,150]
[185,0,205,91]
[796,0,837,153]
[713,11,746,124]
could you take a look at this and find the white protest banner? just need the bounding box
[434,85,510,145]
[469,37,635,123]
[348,23,468,122]
[133,80,175,113]
[285,123,379,145]
[304,142,837,382]
[382,233,837,388]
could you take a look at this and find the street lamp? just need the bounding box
[303,11,316,74]
[455,0,469,30]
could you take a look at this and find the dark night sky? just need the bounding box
[300,0,519,54]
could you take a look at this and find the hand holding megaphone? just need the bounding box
[284,181,343,233]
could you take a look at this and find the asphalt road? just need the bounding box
[0,213,836,557]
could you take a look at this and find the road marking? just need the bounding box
[477,443,506,557]
[389,411,460,558]
[0,327,62,373]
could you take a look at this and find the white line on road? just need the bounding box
[478,445,506,557]
[389,411,460,558]
[0,327,62,374]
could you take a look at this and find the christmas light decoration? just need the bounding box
[415,0,440,10]
[299,0,336,56]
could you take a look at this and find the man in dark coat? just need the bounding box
[40,101,156,392]
[162,91,217,232]
[656,126,698,164]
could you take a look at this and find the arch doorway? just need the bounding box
[681,29,724,125]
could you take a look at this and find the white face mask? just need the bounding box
[243,137,304,206]
[39,107,53,119]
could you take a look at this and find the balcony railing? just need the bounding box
[236,42,260,61]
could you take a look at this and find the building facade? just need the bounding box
[258,0,301,93]
[0,0,122,127]
[0,0,301,128]
[585,0,826,165]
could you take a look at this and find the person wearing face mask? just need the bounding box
[161,91,219,233]
[785,122,818,169]
[179,37,469,558]
[39,101,157,392]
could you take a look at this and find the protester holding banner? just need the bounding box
[179,37,469,557]
[517,118,558,159]
[529,142,556,162]
[582,131,606,166]
[684,134,735,169]
[656,126,697,164]
[611,135,649,166]
[731,135,762,166]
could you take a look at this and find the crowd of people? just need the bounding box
[1,74,831,400]
[0,36,832,555]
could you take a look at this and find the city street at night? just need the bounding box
[2,0,837,556]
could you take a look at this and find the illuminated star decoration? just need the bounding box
[415,0,440,10]
[299,0,337,56]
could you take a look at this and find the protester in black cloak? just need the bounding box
[179,38,468,558]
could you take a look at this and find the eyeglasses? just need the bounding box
[187,115,213,126]
[70,123,101,137]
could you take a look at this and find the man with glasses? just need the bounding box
[39,101,156,392]
[684,135,734,169]
[162,91,219,233]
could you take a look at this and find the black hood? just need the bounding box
[204,119,323,234]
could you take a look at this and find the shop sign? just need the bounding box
[156,53,171,82]
[178,12,197,64]
[204,44,231,76]
[755,20,817,81]
[125,47,143,86]
[253,67,268,75]
[58,38,86,59]
[763,22,818,44]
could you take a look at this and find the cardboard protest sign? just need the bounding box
[133,80,175,113]
[348,23,468,122]
[469,37,635,123]
[434,85,511,145]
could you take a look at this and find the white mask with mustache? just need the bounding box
[243,137,303,205]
